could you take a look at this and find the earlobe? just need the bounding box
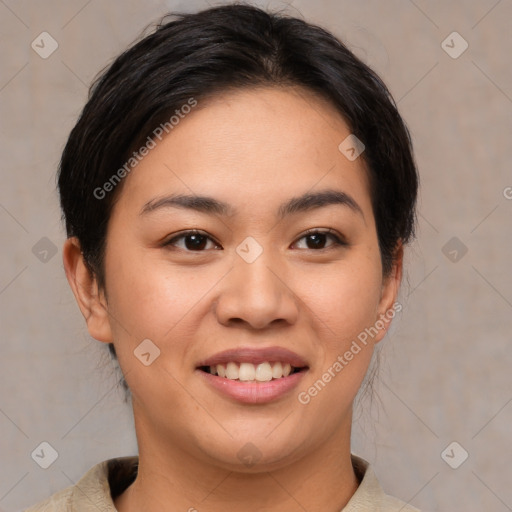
[62,237,113,343]
[373,242,404,343]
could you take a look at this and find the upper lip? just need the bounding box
[196,346,308,368]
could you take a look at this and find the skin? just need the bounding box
[63,86,402,512]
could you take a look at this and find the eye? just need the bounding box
[292,229,347,250]
[162,228,347,252]
[163,230,221,251]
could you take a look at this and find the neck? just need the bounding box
[115,409,359,512]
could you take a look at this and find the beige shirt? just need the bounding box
[25,454,420,511]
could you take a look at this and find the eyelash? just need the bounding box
[162,228,348,252]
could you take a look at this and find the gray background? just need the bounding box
[1,1,511,511]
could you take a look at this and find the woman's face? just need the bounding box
[75,86,401,470]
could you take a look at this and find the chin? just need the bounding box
[194,432,310,473]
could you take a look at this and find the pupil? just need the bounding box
[308,234,325,249]
[186,234,207,250]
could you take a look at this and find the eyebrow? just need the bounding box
[140,189,364,220]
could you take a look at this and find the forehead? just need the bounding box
[113,86,373,220]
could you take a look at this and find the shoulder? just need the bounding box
[24,456,138,512]
[344,454,421,512]
[378,494,421,512]
[24,485,74,512]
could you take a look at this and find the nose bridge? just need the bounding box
[215,240,298,329]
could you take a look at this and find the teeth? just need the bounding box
[207,361,298,381]
[255,362,273,382]
[272,362,283,378]
[239,362,256,381]
[225,362,239,380]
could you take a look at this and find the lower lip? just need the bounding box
[197,369,307,404]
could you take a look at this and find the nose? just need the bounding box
[213,249,299,330]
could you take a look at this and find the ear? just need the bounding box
[62,237,113,343]
[373,241,404,343]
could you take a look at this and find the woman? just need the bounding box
[26,4,419,511]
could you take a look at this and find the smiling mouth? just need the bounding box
[198,362,307,382]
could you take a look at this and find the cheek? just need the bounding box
[105,251,211,341]
[295,263,382,419]
[304,257,383,340]
[102,253,210,404]
[102,244,235,389]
